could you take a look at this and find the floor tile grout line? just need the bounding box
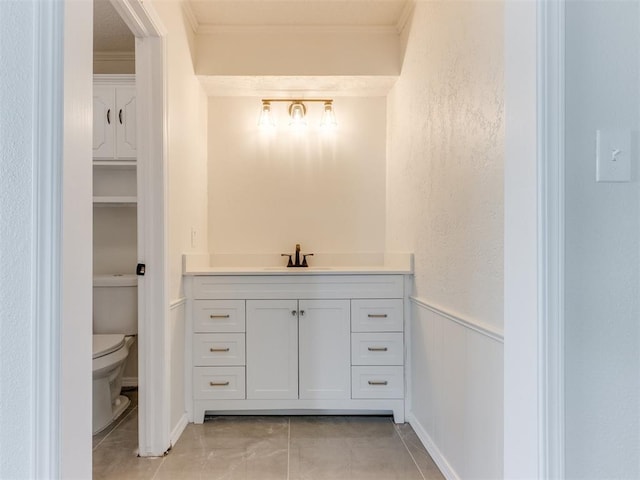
[93,405,138,452]
[394,422,427,480]
[149,454,167,480]
[287,417,291,480]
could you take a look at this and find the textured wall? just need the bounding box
[564,2,640,477]
[387,1,504,328]
[0,2,35,477]
[153,0,209,434]
[207,96,386,255]
[386,2,504,478]
[153,1,209,302]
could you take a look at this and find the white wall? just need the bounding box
[564,2,640,478]
[152,0,209,435]
[386,2,504,478]
[207,96,387,255]
[61,1,94,476]
[0,2,38,477]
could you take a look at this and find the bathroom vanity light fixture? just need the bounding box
[259,99,337,129]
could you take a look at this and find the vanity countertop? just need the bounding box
[182,253,413,276]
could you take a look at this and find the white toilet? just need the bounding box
[93,274,137,435]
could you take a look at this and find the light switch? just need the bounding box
[596,129,631,182]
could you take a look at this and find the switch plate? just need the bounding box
[596,129,631,182]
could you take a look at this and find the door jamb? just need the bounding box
[109,0,169,457]
[538,1,565,477]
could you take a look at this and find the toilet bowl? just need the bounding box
[93,334,135,434]
[92,273,138,434]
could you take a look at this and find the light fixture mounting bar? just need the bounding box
[261,98,333,104]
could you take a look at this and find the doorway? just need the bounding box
[98,0,169,457]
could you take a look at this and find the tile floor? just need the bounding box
[93,390,445,480]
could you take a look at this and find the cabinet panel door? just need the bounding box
[299,299,350,399]
[93,86,115,159]
[246,300,298,399]
[115,86,136,159]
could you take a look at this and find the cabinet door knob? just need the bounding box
[368,380,388,386]
[299,310,305,316]
[291,310,297,316]
[106,109,111,124]
[209,347,230,352]
[119,109,123,124]
[368,314,388,318]
[209,314,230,319]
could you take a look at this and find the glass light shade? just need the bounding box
[320,101,337,129]
[288,102,307,127]
[258,101,276,129]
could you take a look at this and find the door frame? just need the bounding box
[109,0,169,456]
[538,1,565,477]
[504,0,565,477]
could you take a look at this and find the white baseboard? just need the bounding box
[122,377,138,388]
[170,413,188,447]
[406,412,460,480]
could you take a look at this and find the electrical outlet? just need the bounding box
[190,227,197,248]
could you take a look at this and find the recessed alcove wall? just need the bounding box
[207,96,387,255]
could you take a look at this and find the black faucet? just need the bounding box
[281,244,313,268]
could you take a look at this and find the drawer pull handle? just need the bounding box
[368,347,388,352]
[368,314,388,318]
[209,381,230,387]
[368,380,388,386]
[209,347,230,352]
[209,314,230,319]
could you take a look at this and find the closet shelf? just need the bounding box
[93,160,137,169]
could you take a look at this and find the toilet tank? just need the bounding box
[93,274,138,335]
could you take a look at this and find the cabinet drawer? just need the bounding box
[351,299,403,332]
[194,300,245,332]
[351,366,404,399]
[193,366,245,400]
[193,333,245,366]
[351,333,404,366]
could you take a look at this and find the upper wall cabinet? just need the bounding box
[93,75,136,160]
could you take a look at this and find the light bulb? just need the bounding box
[288,102,307,127]
[320,101,337,130]
[258,101,276,129]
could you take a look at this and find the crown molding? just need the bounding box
[182,1,199,34]
[93,51,135,62]
[395,0,415,34]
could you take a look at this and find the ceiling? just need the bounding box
[93,0,134,52]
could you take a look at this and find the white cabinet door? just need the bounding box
[93,83,136,160]
[93,86,115,159]
[246,299,298,399]
[115,86,136,159]
[299,299,350,399]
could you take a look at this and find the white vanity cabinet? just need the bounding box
[246,299,299,399]
[93,75,136,160]
[185,274,409,423]
[245,299,351,400]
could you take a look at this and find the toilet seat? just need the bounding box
[93,334,125,359]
